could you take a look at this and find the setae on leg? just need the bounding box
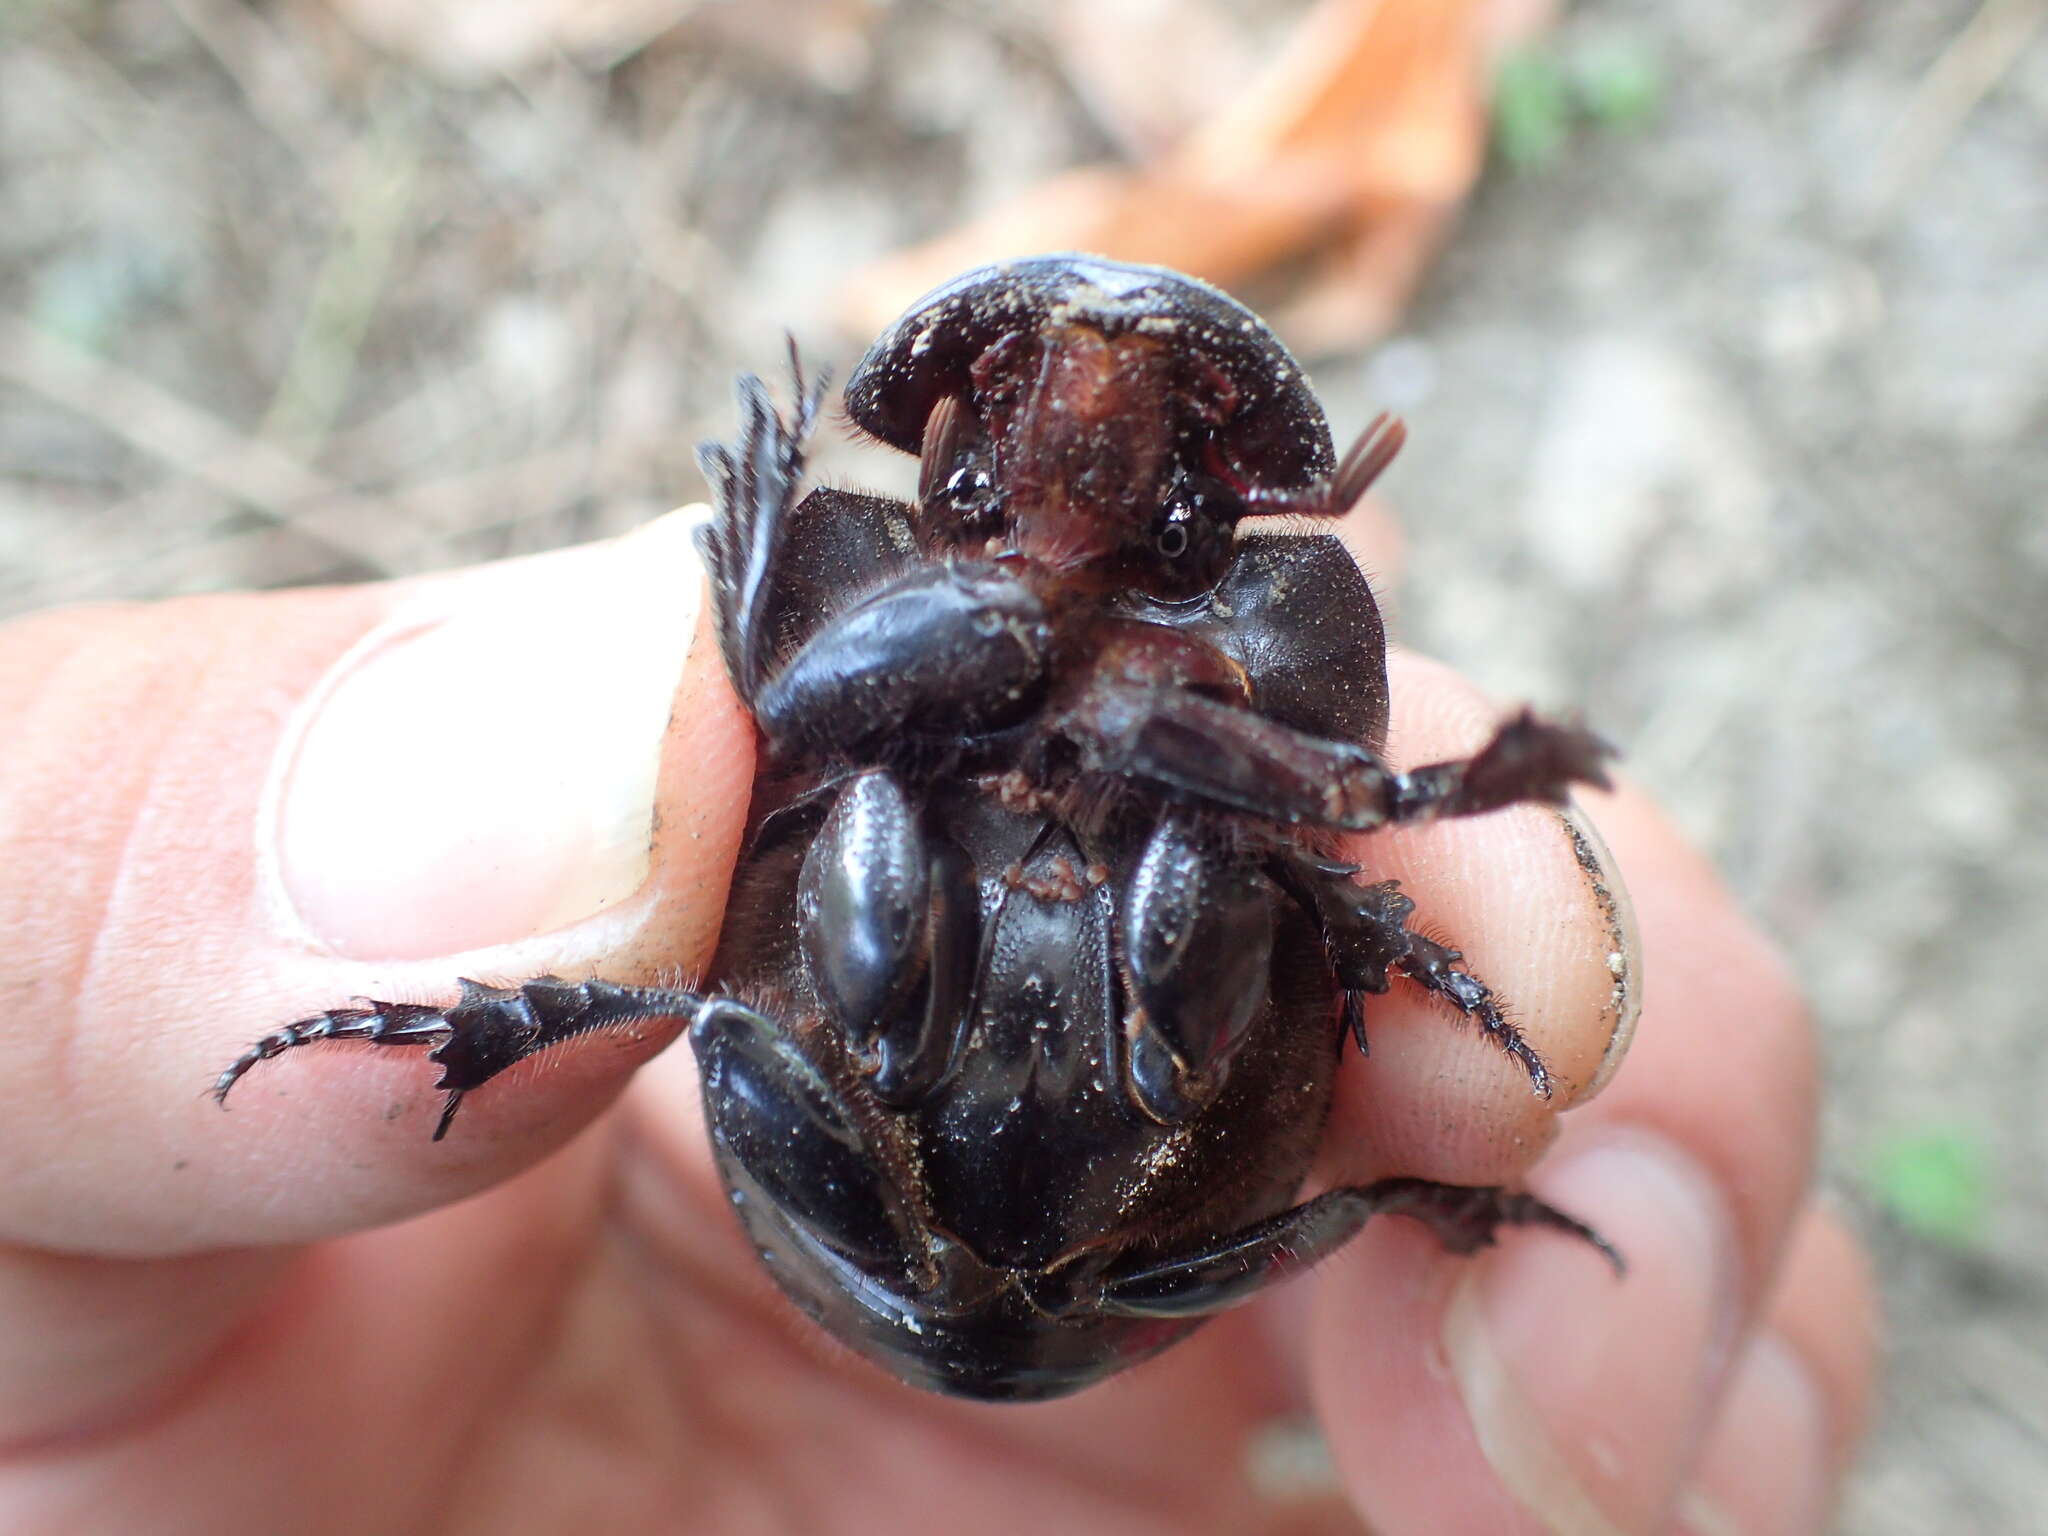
[215,977,712,1139]
[1095,1177,1622,1320]
[1275,857,1557,1098]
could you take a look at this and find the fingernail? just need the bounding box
[1559,805,1641,1103]
[1675,1332,1831,1536]
[1444,1130,1739,1535]
[266,509,709,959]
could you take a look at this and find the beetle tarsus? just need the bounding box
[1277,863,1553,1096]
[213,1000,453,1106]
[1347,1178,1624,1276]
[1398,936,1552,1099]
[1340,989,1369,1055]
[1388,709,1615,825]
[1071,685,1610,836]
[1097,1175,1619,1319]
[215,977,708,1126]
[434,1090,466,1142]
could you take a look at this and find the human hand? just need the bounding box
[0,503,1875,1534]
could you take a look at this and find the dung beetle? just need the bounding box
[219,255,1620,1401]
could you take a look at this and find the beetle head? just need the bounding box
[848,257,1337,488]
[849,257,1343,593]
[962,322,1188,570]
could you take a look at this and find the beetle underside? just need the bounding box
[218,256,1620,1399]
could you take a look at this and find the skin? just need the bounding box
[0,500,1876,1535]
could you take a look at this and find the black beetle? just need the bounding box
[219,255,1619,1401]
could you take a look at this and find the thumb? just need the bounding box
[0,508,750,1259]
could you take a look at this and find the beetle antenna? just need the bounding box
[1327,412,1406,515]
[1235,412,1406,520]
[918,395,965,509]
[785,333,806,406]
[785,335,829,439]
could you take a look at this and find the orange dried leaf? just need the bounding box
[1046,0,1254,156]
[842,0,1547,351]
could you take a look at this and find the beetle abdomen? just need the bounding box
[915,797,1132,1272]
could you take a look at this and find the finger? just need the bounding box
[0,1135,611,1520]
[0,508,750,1258]
[1676,1204,1880,1536]
[1319,647,1639,1191]
[1310,770,1827,1534]
[0,511,748,1446]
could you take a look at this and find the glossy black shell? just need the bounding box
[704,499,1391,1392]
[694,262,1394,1397]
[214,257,1615,1400]
[712,767,1356,1397]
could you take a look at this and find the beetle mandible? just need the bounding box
[218,255,1621,1400]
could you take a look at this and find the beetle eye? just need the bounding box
[938,458,1004,539]
[1136,478,1236,601]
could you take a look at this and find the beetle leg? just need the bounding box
[1094,1178,1620,1320]
[798,769,979,1106]
[1118,814,1276,1123]
[1272,856,1554,1097]
[752,561,1052,757]
[1387,707,1615,824]
[1068,686,1611,832]
[215,977,709,1140]
[695,368,1035,752]
[696,348,828,704]
[1067,684,1392,828]
[1392,928,1556,1094]
[690,998,936,1284]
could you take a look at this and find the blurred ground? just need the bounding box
[2,0,2044,1529]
